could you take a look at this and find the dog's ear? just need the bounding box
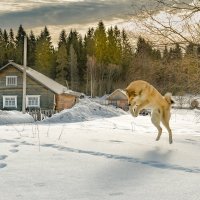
[129,90,136,97]
[124,88,129,95]
[125,89,133,99]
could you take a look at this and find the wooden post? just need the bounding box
[22,35,27,114]
[90,65,93,98]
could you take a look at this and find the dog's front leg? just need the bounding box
[129,105,139,117]
[129,100,149,117]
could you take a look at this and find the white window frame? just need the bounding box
[26,95,40,108]
[3,96,17,108]
[6,76,17,86]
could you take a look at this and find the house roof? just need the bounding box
[107,89,128,100]
[0,62,82,97]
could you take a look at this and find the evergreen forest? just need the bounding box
[1,21,200,96]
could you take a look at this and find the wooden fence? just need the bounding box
[27,109,58,121]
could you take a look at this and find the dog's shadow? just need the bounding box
[141,146,173,168]
[143,146,173,161]
[140,146,200,173]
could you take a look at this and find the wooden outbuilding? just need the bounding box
[106,89,128,110]
[0,61,82,111]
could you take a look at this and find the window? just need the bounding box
[6,76,17,86]
[3,96,17,108]
[26,95,40,107]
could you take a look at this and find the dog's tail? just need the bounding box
[164,93,175,105]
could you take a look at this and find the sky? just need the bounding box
[0,0,193,45]
[0,0,160,44]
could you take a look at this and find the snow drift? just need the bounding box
[42,98,127,123]
[0,110,34,125]
[0,98,126,125]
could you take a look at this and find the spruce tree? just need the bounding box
[94,21,108,95]
[84,28,95,95]
[58,29,67,48]
[173,43,182,60]
[69,44,78,90]
[35,26,56,78]
[168,44,182,60]
[7,29,16,62]
[94,21,107,64]
[163,45,169,62]
[15,25,26,64]
[121,29,133,80]
[107,27,120,65]
[0,29,3,66]
[55,31,68,86]
[67,30,86,88]
[1,30,9,65]
[84,28,95,56]
[28,30,36,67]
[77,37,87,84]
[67,30,79,54]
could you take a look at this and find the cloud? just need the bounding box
[0,0,134,30]
[0,0,174,45]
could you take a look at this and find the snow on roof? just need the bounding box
[0,62,81,96]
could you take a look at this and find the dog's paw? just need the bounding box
[129,106,139,117]
[133,112,139,117]
[133,108,139,117]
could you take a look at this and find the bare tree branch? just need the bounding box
[132,0,200,47]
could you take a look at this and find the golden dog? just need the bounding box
[125,80,174,144]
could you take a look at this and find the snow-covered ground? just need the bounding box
[0,99,200,200]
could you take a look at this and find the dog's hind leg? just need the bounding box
[161,113,173,144]
[151,109,162,141]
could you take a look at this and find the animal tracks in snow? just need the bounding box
[0,163,7,169]
[11,144,19,148]
[0,155,7,160]
[0,139,21,170]
[0,155,8,170]
[9,149,19,153]
[41,143,200,174]
[9,144,20,153]
[1,136,200,174]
